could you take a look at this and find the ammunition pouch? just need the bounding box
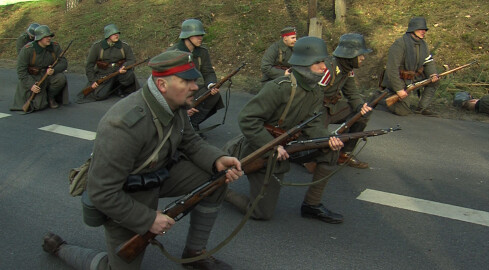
[27,66,41,75]
[399,67,424,80]
[323,93,342,105]
[123,167,169,193]
[82,191,108,227]
[96,59,126,70]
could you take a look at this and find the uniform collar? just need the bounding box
[101,39,123,49]
[292,70,314,92]
[142,83,174,126]
[33,41,54,54]
[177,39,201,57]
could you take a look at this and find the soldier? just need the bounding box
[16,22,39,54]
[42,50,242,270]
[168,19,223,137]
[381,16,440,116]
[11,25,68,112]
[76,23,139,103]
[453,92,489,114]
[225,37,345,224]
[304,33,373,171]
[260,26,297,82]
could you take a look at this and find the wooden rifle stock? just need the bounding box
[192,62,246,107]
[243,126,401,174]
[116,112,323,263]
[22,40,73,112]
[82,57,150,96]
[385,61,477,107]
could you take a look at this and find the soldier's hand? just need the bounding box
[276,145,289,161]
[187,108,199,116]
[430,73,439,83]
[210,88,220,95]
[119,66,127,74]
[214,156,243,183]
[284,69,291,76]
[396,89,408,99]
[328,137,344,151]
[91,82,99,89]
[360,103,372,116]
[31,84,41,93]
[150,211,175,235]
[46,67,54,76]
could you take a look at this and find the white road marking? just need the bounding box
[39,124,96,141]
[0,113,11,119]
[357,189,489,227]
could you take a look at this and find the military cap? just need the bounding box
[333,33,372,59]
[407,17,428,32]
[149,50,202,80]
[104,24,120,39]
[288,36,328,66]
[179,19,206,39]
[281,27,297,37]
[27,23,40,37]
[34,25,54,41]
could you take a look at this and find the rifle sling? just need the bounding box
[277,73,297,127]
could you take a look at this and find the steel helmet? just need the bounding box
[34,25,54,41]
[288,36,328,66]
[407,17,428,32]
[27,23,40,37]
[179,19,206,39]
[104,24,120,39]
[332,33,372,59]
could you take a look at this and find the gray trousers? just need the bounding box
[76,70,136,103]
[56,159,226,270]
[190,87,223,126]
[387,83,439,116]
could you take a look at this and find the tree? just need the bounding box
[66,0,81,11]
[334,0,347,24]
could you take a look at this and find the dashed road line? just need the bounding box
[39,124,96,141]
[0,113,11,119]
[357,189,489,227]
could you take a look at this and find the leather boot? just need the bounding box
[337,152,369,169]
[49,98,59,109]
[42,232,66,256]
[224,189,249,214]
[301,202,344,224]
[414,107,437,116]
[182,248,232,270]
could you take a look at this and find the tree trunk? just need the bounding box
[334,0,346,24]
[66,0,81,11]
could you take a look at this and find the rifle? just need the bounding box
[385,61,477,107]
[115,112,323,263]
[192,62,246,107]
[22,40,73,112]
[243,126,401,174]
[82,57,150,96]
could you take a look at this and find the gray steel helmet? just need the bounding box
[104,24,120,39]
[332,33,372,59]
[34,25,54,41]
[407,17,428,32]
[27,23,40,37]
[179,19,206,39]
[288,36,328,66]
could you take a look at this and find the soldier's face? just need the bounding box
[413,29,426,39]
[189,35,203,47]
[108,33,120,43]
[309,61,327,74]
[38,36,52,47]
[283,35,297,47]
[158,76,198,110]
[357,55,365,67]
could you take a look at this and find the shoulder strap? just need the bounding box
[278,49,283,65]
[31,50,36,66]
[120,47,125,59]
[99,48,104,60]
[277,73,297,126]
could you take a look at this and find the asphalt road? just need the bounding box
[0,68,488,270]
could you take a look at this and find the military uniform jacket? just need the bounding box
[238,72,335,173]
[381,34,437,92]
[16,32,33,54]
[260,40,293,81]
[11,41,68,110]
[323,57,365,115]
[478,95,489,114]
[87,84,225,235]
[85,39,136,83]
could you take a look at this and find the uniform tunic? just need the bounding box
[477,95,489,114]
[87,83,226,269]
[77,39,138,102]
[11,41,68,111]
[168,40,224,125]
[16,32,33,54]
[260,39,293,82]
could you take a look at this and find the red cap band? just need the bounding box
[281,32,296,37]
[152,62,195,77]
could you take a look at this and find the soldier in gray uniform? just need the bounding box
[168,19,223,136]
[11,25,68,112]
[260,26,297,82]
[318,33,373,169]
[225,37,345,224]
[381,17,440,116]
[16,22,39,54]
[42,50,242,270]
[76,24,139,103]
